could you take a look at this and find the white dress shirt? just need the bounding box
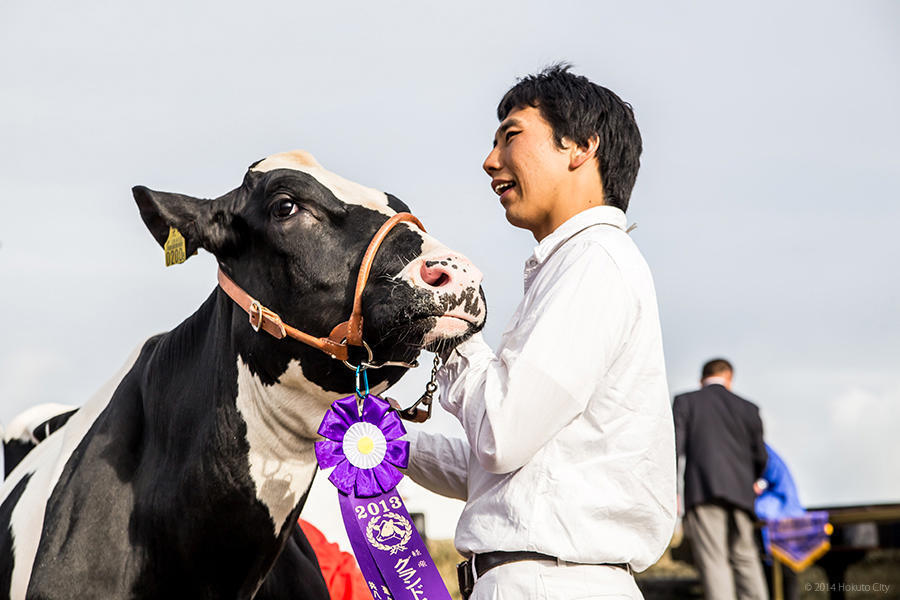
[405,206,676,573]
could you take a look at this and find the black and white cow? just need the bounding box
[0,150,486,599]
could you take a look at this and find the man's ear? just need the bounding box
[133,186,236,261]
[569,135,600,170]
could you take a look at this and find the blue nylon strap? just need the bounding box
[355,365,370,400]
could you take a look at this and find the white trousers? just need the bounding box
[470,559,643,600]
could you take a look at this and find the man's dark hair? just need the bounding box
[497,63,642,212]
[701,358,733,379]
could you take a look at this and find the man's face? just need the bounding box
[482,105,572,239]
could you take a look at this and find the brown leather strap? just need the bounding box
[216,212,425,363]
[328,212,425,348]
[217,269,351,360]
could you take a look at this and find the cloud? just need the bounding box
[762,374,900,507]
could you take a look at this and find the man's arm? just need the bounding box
[403,430,470,501]
[751,408,768,480]
[438,245,636,474]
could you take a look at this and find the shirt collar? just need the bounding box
[531,205,627,266]
[701,376,729,388]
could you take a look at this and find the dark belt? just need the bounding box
[456,551,631,599]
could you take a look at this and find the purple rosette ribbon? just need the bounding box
[315,394,452,600]
[315,394,410,498]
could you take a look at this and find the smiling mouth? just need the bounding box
[492,180,516,196]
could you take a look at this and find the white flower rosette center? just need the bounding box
[342,421,387,469]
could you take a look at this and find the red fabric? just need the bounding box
[299,519,371,600]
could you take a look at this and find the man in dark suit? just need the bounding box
[673,359,768,600]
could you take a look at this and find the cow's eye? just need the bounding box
[271,197,299,220]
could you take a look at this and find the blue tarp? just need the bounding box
[755,444,830,572]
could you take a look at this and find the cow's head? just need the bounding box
[133,150,486,396]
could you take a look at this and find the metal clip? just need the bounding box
[355,364,370,400]
[341,340,375,371]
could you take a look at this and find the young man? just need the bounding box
[405,65,676,599]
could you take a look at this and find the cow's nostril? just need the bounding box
[420,261,452,287]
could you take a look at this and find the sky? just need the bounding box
[1,1,898,541]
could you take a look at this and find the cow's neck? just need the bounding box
[232,352,341,538]
[215,289,352,541]
[136,290,340,580]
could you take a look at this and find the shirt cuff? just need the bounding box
[400,427,420,471]
[436,332,493,416]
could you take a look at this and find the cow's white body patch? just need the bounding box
[251,151,395,217]
[234,357,341,535]
[0,344,144,599]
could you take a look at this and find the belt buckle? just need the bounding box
[456,559,474,600]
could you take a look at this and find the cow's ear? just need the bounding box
[133,186,236,260]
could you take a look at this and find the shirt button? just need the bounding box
[526,258,537,267]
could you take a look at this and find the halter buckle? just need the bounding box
[248,300,287,338]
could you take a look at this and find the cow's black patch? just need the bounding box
[24,292,332,599]
[3,440,34,479]
[0,472,32,598]
[32,410,78,443]
[26,303,287,598]
[256,523,329,600]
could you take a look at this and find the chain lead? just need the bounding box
[392,354,441,423]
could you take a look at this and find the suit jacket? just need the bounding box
[673,384,767,514]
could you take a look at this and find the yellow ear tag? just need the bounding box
[164,227,188,266]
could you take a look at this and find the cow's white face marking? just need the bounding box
[251,150,395,217]
[395,231,486,343]
[1,344,144,599]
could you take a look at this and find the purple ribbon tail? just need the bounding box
[319,394,449,598]
[339,489,452,600]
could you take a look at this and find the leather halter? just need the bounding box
[217,212,426,364]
